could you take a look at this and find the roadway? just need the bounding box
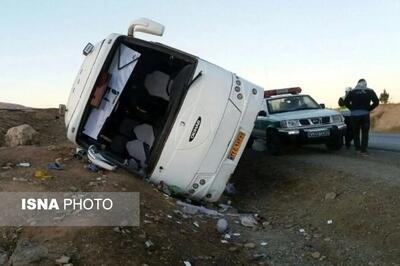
[369,132,400,152]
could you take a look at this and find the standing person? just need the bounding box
[344,79,379,155]
[338,87,353,148]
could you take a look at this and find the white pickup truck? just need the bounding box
[65,18,263,202]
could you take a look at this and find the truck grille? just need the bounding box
[300,116,331,126]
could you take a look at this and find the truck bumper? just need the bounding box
[277,124,346,144]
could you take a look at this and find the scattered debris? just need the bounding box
[253,253,267,259]
[325,192,337,200]
[244,242,256,249]
[47,145,56,151]
[69,186,79,192]
[156,181,184,197]
[216,218,228,233]
[262,221,271,228]
[218,203,232,213]
[53,215,65,222]
[183,261,192,266]
[0,248,8,266]
[240,214,259,228]
[73,148,86,160]
[228,247,238,252]
[311,251,321,259]
[13,177,28,182]
[17,162,31,168]
[2,162,13,170]
[144,240,154,249]
[48,162,64,170]
[34,170,52,180]
[193,222,200,228]
[176,201,221,217]
[86,163,99,172]
[224,182,237,195]
[55,255,70,264]
[10,238,49,266]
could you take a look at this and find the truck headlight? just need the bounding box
[281,119,301,128]
[331,114,344,123]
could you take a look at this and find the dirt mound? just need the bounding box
[0,109,66,146]
[0,102,28,110]
[371,104,400,132]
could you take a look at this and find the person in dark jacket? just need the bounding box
[344,79,379,154]
[338,87,353,148]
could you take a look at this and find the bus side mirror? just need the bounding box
[258,110,267,117]
[127,18,165,37]
[320,103,326,109]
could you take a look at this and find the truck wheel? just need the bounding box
[326,136,343,151]
[266,130,282,155]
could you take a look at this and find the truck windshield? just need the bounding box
[267,95,320,114]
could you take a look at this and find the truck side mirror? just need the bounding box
[258,110,267,117]
[127,18,165,37]
[320,103,326,109]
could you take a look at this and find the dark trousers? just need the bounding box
[344,116,353,147]
[351,114,370,152]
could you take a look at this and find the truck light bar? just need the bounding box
[264,87,302,98]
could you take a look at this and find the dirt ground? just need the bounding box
[0,109,399,265]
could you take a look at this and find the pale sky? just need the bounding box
[0,0,399,108]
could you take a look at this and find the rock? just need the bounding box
[216,218,228,233]
[55,255,70,264]
[144,240,154,249]
[5,124,39,147]
[69,186,79,192]
[325,192,337,200]
[311,251,321,259]
[244,242,256,249]
[240,215,258,228]
[0,248,8,266]
[10,239,48,266]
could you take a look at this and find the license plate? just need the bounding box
[228,131,246,160]
[307,129,330,138]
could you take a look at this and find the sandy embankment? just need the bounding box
[371,103,400,133]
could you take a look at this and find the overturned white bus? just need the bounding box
[65,18,263,202]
